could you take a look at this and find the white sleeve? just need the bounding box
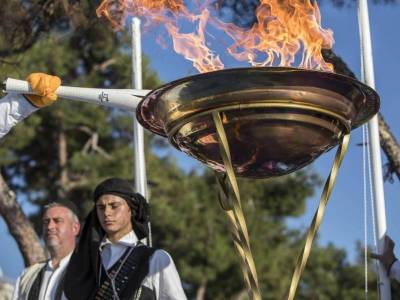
[147,250,187,300]
[0,93,37,139]
[11,274,22,300]
[390,260,400,282]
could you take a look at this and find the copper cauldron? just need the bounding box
[136,67,379,178]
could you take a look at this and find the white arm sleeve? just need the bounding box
[0,93,37,139]
[147,250,187,300]
[11,275,22,300]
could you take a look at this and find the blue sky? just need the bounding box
[1,0,400,285]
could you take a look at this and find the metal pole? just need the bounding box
[358,1,390,298]
[132,17,152,246]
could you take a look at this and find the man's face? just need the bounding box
[42,206,80,250]
[96,194,132,237]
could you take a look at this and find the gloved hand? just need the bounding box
[24,73,61,108]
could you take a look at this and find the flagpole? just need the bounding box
[358,1,390,298]
[132,17,152,246]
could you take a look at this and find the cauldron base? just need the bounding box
[172,106,345,177]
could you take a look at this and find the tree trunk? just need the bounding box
[378,113,400,182]
[0,173,45,266]
[196,280,207,300]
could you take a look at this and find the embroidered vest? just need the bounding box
[95,244,156,300]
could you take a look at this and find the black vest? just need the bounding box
[95,244,156,300]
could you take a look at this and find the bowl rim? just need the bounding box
[136,67,380,137]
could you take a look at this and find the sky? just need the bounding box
[1,0,400,288]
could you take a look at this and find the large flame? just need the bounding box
[97,0,334,73]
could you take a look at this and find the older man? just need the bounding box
[0,72,60,139]
[12,201,80,300]
[64,177,187,300]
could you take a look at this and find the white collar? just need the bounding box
[99,230,139,251]
[47,251,73,270]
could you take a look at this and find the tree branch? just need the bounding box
[378,114,400,182]
[323,49,400,181]
[79,126,113,160]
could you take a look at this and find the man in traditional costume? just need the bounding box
[12,201,80,300]
[64,177,187,300]
[0,72,60,139]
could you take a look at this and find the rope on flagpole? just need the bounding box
[358,1,391,297]
[363,124,369,299]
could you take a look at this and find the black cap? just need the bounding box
[93,178,135,203]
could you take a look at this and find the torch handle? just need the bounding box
[3,78,152,111]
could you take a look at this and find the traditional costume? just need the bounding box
[64,178,187,300]
[12,253,71,300]
[12,199,78,300]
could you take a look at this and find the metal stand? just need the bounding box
[213,111,262,300]
[213,110,352,300]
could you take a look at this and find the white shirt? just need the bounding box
[0,93,37,139]
[99,231,187,300]
[12,252,72,300]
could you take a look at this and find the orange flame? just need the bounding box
[97,0,334,72]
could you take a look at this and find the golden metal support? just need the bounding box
[287,131,350,300]
[213,111,262,300]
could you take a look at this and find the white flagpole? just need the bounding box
[358,1,390,298]
[132,17,152,246]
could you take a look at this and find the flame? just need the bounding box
[164,9,224,73]
[97,0,334,72]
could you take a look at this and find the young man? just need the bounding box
[0,73,60,139]
[64,178,187,300]
[12,201,80,300]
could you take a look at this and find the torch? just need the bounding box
[3,78,151,111]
